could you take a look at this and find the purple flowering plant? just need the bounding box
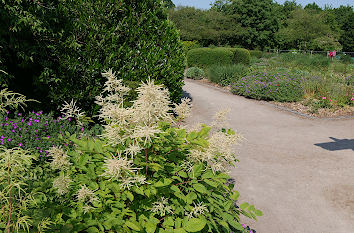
[231,71,304,102]
[0,111,101,158]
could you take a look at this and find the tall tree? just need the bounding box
[214,0,282,49]
[169,6,245,46]
[276,9,341,50]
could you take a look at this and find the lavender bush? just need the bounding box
[231,71,304,102]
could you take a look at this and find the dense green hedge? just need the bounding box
[186,48,233,68]
[249,50,263,58]
[228,48,251,65]
[182,41,201,54]
[0,0,185,116]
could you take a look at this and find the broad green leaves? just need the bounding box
[183,218,206,232]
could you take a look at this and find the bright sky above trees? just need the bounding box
[172,0,353,9]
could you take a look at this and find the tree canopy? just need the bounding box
[168,0,354,51]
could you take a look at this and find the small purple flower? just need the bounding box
[36,147,39,149]
[11,130,15,133]
[18,143,23,146]
[0,142,4,145]
[7,138,11,142]
[242,224,246,228]
[81,127,84,132]
[18,113,21,116]
[64,144,68,147]
[0,135,4,139]
[27,123,31,126]
[68,117,71,122]
[39,150,43,153]
[5,117,8,121]
[6,110,9,114]
[21,119,24,122]
[47,136,50,139]
[19,135,21,138]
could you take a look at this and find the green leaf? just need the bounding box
[146,220,157,233]
[204,179,218,188]
[178,171,188,178]
[125,221,141,231]
[86,227,100,233]
[185,192,197,204]
[228,220,244,231]
[192,183,207,194]
[174,229,187,233]
[189,164,203,178]
[230,191,240,201]
[154,178,173,187]
[255,209,263,216]
[184,218,206,232]
[240,202,249,210]
[126,191,134,202]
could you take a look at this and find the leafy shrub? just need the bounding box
[231,71,304,102]
[28,70,261,232]
[279,53,330,69]
[1,0,185,116]
[182,41,201,54]
[187,48,233,68]
[340,54,353,64]
[250,50,263,58]
[207,64,249,86]
[228,48,251,65]
[185,67,205,80]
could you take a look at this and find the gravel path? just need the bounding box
[183,79,354,233]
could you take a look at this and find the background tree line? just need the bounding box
[168,0,354,52]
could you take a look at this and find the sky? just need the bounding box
[172,0,353,9]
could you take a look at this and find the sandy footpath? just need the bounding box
[183,79,354,233]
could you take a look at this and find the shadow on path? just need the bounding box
[182,90,193,101]
[314,137,354,151]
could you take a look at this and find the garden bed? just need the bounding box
[186,78,354,119]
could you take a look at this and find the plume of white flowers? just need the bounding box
[101,154,147,190]
[53,175,72,195]
[174,97,192,120]
[189,130,242,173]
[212,108,231,129]
[76,185,98,203]
[60,99,86,126]
[101,154,139,180]
[95,69,172,150]
[185,202,208,219]
[151,197,173,217]
[48,146,72,171]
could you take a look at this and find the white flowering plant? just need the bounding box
[32,69,262,232]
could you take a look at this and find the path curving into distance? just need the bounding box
[183,79,354,233]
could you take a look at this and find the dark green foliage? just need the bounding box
[341,54,353,64]
[250,50,263,58]
[182,41,201,54]
[168,6,245,47]
[0,0,185,116]
[207,64,249,86]
[229,48,251,65]
[231,71,304,102]
[332,6,354,52]
[215,0,283,49]
[185,67,205,80]
[187,48,234,68]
